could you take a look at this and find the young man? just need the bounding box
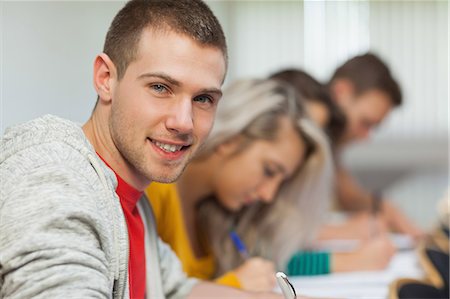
[0,1,290,298]
[327,53,423,239]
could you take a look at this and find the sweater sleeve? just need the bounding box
[214,271,242,288]
[155,233,199,299]
[0,163,113,299]
[286,251,331,276]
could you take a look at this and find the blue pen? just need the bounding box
[229,230,250,259]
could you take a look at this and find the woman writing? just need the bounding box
[200,74,396,279]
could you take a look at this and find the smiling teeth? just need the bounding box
[154,141,183,153]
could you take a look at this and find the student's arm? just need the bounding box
[381,200,424,240]
[188,281,306,299]
[336,167,423,239]
[336,166,372,211]
[332,234,396,272]
[317,212,388,241]
[0,166,112,298]
[287,235,396,275]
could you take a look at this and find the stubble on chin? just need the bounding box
[136,146,198,184]
[149,149,198,183]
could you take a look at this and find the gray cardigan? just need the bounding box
[0,115,197,298]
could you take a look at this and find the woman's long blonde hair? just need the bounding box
[196,79,334,275]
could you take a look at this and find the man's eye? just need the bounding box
[151,84,168,93]
[194,95,213,104]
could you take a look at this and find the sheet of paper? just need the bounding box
[315,233,416,252]
[285,250,424,299]
[389,233,416,251]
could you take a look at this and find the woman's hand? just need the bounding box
[347,212,389,240]
[233,257,276,292]
[381,201,424,241]
[333,234,396,272]
[354,234,397,270]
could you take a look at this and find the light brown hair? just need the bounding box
[270,69,346,145]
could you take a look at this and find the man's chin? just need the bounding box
[148,166,186,184]
[144,155,193,184]
[151,173,182,184]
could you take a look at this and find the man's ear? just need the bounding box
[330,78,355,106]
[93,53,117,104]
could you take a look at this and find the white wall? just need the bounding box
[1,1,124,133]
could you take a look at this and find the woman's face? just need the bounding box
[211,117,306,212]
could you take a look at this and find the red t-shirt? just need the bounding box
[98,155,146,298]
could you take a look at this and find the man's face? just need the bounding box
[109,29,226,188]
[339,89,393,143]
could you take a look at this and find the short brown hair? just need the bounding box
[270,69,346,144]
[329,53,402,106]
[103,0,227,80]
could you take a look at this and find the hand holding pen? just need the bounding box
[229,230,276,292]
[229,230,300,297]
[229,231,250,259]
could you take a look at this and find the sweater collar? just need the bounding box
[96,153,143,210]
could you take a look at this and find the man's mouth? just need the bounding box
[150,139,190,153]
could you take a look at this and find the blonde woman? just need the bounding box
[145,78,328,291]
[201,74,396,278]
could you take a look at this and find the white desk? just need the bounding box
[289,250,424,299]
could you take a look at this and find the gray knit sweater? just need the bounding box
[0,115,197,299]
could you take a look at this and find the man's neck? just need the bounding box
[82,113,150,191]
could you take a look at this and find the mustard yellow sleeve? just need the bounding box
[214,271,242,289]
[146,182,217,280]
[145,182,177,241]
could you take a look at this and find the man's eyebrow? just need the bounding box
[138,72,181,87]
[197,88,223,98]
[138,72,222,97]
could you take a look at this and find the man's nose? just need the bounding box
[166,98,194,135]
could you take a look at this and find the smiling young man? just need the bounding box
[0,1,293,298]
